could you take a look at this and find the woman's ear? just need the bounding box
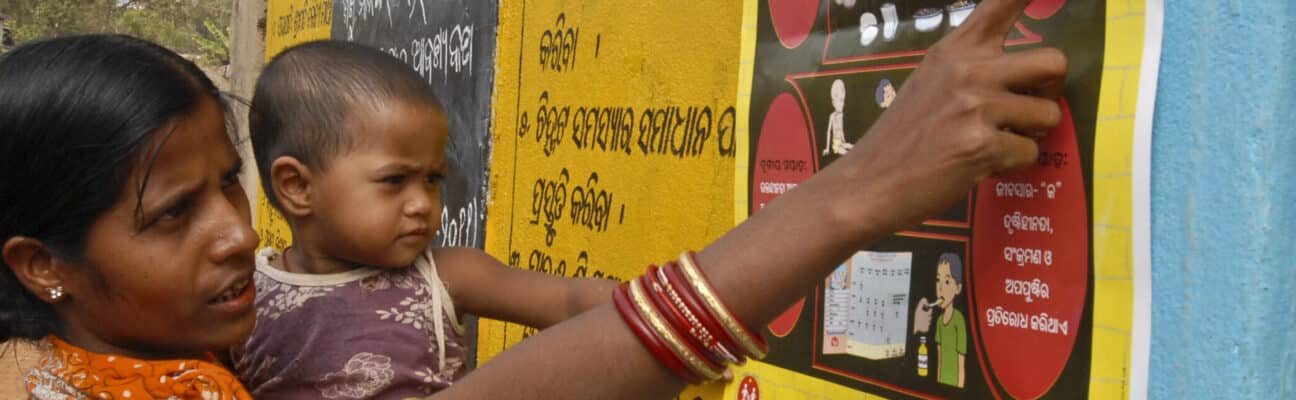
[270,156,314,218]
[3,237,68,303]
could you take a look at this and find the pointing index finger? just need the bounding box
[955,0,1033,47]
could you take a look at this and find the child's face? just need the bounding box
[935,261,962,306]
[62,96,259,358]
[309,101,448,268]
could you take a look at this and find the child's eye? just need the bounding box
[383,175,407,185]
[426,174,443,185]
[220,165,242,189]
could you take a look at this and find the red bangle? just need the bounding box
[613,283,700,384]
[661,262,747,363]
[679,251,769,358]
[642,266,697,347]
[653,263,744,365]
[641,266,734,368]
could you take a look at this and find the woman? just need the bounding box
[0,0,1064,398]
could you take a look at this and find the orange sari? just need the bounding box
[25,335,252,399]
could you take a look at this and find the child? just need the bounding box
[232,41,616,399]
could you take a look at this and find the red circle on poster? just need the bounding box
[753,93,816,337]
[737,376,760,400]
[769,0,819,49]
[972,99,1087,399]
[1023,0,1066,20]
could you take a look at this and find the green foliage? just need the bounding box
[0,0,231,64]
[192,18,230,65]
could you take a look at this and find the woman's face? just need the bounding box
[57,96,260,359]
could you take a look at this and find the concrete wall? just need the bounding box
[1148,0,1296,398]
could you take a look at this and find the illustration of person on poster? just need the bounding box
[824,79,853,155]
[913,253,967,388]
[875,79,896,109]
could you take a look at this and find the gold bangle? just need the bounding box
[678,251,769,359]
[654,267,742,365]
[628,277,725,381]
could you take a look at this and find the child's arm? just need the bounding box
[433,247,617,329]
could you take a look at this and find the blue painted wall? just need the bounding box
[1150,0,1296,398]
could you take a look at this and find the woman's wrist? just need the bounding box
[789,157,895,250]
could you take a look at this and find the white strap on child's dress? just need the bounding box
[413,248,463,371]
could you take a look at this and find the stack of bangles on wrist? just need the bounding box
[613,251,770,383]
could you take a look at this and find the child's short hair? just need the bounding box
[250,40,443,210]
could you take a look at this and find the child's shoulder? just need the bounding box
[428,247,509,285]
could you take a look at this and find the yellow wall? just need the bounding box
[265,0,333,61]
[256,1,1144,398]
[480,0,743,395]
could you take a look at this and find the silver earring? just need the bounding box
[45,286,64,301]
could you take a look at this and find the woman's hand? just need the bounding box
[824,0,1069,244]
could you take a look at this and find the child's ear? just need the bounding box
[270,156,314,218]
[2,237,69,304]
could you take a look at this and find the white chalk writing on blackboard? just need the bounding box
[342,0,395,40]
[438,196,482,248]
[406,0,428,25]
[379,25,474,83]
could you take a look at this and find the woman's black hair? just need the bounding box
[0,34,221,341]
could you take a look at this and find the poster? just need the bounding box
[731,0,1160,399]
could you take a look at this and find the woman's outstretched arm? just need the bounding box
[436,0,1066,397]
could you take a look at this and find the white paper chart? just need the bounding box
[823,251,913,360]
